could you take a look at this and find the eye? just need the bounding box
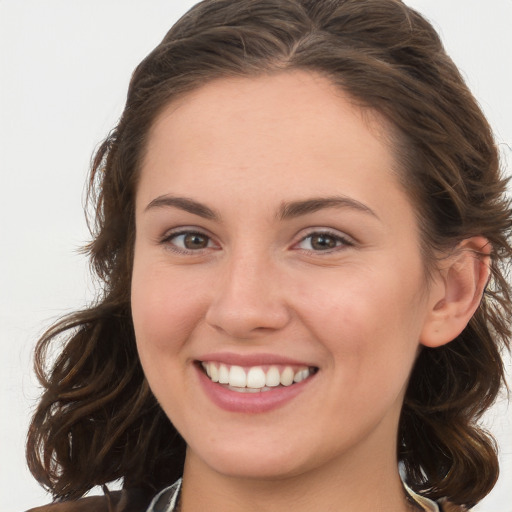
[296,231,353,252]
[162,230,216,253]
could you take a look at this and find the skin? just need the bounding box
[131,71,489,512]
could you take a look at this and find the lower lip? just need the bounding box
[196,366,315,413]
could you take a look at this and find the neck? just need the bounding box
[179,448,415,512]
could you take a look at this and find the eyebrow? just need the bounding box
[278,196,379,220]
[145,195,219,220]
[144,194,378,222]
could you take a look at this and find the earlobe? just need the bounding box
[420,236,491,348]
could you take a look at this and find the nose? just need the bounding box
[205,253,291,339]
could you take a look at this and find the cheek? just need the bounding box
[294,264,425,371]
[131,263,209,358]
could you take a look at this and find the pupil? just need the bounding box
[184,233,207,249]
[312,234,336,250]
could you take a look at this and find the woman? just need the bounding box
[27,1,511,511]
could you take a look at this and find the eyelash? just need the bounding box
[160,229,217,255]
[295,230,354,253]
[160,228,354,255]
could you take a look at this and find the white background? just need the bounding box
[1,1,510,511]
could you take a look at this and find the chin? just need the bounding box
[188,439,315,481]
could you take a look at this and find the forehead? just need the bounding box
[137,71,412,227]
[144,72,395,172]
[147,71,392,152]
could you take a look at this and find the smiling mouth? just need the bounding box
[199,361,318,393]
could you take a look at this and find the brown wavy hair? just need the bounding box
[27,0,511,508]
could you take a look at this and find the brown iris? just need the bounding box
[183,232,209,249]
[309,233,339,250]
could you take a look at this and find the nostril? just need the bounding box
[204,303,291,339]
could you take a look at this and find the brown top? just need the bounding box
[26,487,152,512]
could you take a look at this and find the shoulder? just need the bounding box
[26,494,115,512]
[26,488,153,512]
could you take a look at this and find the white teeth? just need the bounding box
[265,366,281,387]
[202,362,314,390]
[247,367,266,388]
[218,364,229,384]
[280,366,295,386]
[210,364,219,383]
[228,365,247,387]
[228,385,262,393]
[294,369,309,383]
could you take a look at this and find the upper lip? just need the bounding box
[196,352,318,368]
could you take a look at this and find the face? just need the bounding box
[131,71,436,482]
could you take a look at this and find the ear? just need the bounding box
[420,236,491,348]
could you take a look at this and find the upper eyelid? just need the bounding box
[161,226,214,241]
[295,227,355,244]
[287,230,355,257]
[159,230,219,257]
[158,226,355,249]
